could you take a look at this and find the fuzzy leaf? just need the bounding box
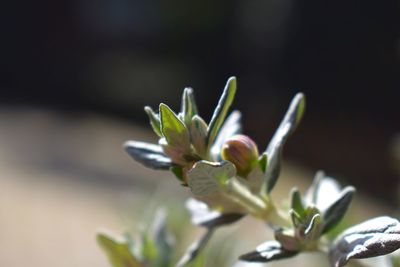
[330,216,400,267]
[185,198,243,228]
[264,93,305,193]
[181,87,199,126]
[187,160,236,196]
[322,186,355,234]
[144,106,162,137]
[190,115,208,157]
[124,141,172,170]
[239,241,298,262]
[211,110,242,159]
[159,103,191,150]
[97,231,142,267]
[207,77,237,150]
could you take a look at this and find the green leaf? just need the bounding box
[258,153,268,173]
[207,77,237,150]
[263,93,305,194]
[239,240,298,263]
[97,231,142,267]
[187,160,236,196]
[304,214,322,242]
[190,115,208,157]
[159,103,191,151]
[144,106,162,137]
[124,141,172,170]
[141,233,158,262]
[181,87,199,126]
[322,186,355,234]
[290,188,305,218]
[170,165,184,183]
[330,216,400,267]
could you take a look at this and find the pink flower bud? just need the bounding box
[221,134,259,177]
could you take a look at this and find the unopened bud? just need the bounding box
[221,134,259,177]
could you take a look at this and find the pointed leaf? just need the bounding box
[181,87,199,126]
[264,93,305,193]
[211,110,242,159]
[97,231,143,267]
[290,188,305,218]
[258,153,268,173]
[305,171,342,210]
[330,216,400,267]
[171,165,185,182]
[124,140,172,170]
[239,241,298,262]
[190,115,208,157]
[144,106,162,137]
[185,198,244,228]
[187,160,236,196]
[159,103,191,150]
[322,186,355,234]
[207,77,237,150]
[304,214,322,242]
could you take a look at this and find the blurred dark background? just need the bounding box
[1,0,400,203]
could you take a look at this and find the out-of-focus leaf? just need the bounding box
[124,140,172,170]
[263,93,305,193]
[258,153,268,173]
[211,110,242,160]
[181,87,199,126]
[305,171,342,211]
[141,233,157,263]
[159,103,191,150]
[290,188,305,218]
[176,228,214,267]
[185,198,243,228]
[187,160,236,196]
[190,115,208,157]
[97,231,143,267]
[274,229,301,251]
[304,214,322,242]
[239,240,298,262]
[149,209,174,267]
[207,77,237,151]
[322,186,355,234]
[144,106,162,137]
[330,216,400,267]
[170,165,185,183]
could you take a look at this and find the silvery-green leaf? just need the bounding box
[239,241,298,262]
[124,140,172,170]
[159,103,191,151]
[144,106,162,137]
[289,209,302,228]
[304,214,322,242]
[97,231,143,267]
[264,93,305,193]
[211,110,242,159]
[322,186,355,234]
[176,228,214,267]
[290,188,305,218]
[185,198,244,228]
[305,171,342,210]
[190,115,208,157]
[148,209,174,267]
[330,216,400,267]
[187,160,236,196]
[207,77,237,150]
[181,87,199,126]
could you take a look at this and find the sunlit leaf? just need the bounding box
[144,106,162,137]
[190,115,208,157]
[263,93,305,193]
[330,216,400,267]
[181,87,199,126]
[124,140,172,170]
[207,77,237,150]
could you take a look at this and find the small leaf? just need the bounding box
[176,228,214,267]
[289,209,302,228]
[97,231,142,267]
[305,171,342,210]
[239,241,298,262]
[124,140,172,170]
[190,115,208,157]
[170,165,184,182]
[185,198,244,228]
[322,186,355,234]
[258,153,268,173]
[187,160,236,196]
[211,110,242,160]
[144,106,162,137]
[181,87,199,126]
[207,77,237,150]
[159,103,191,150]
[330,216,400,267]
[304,214,322,242]
[263,93,305,193]
[290,188,305,218]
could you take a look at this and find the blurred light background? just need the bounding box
[1,1,400,266]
